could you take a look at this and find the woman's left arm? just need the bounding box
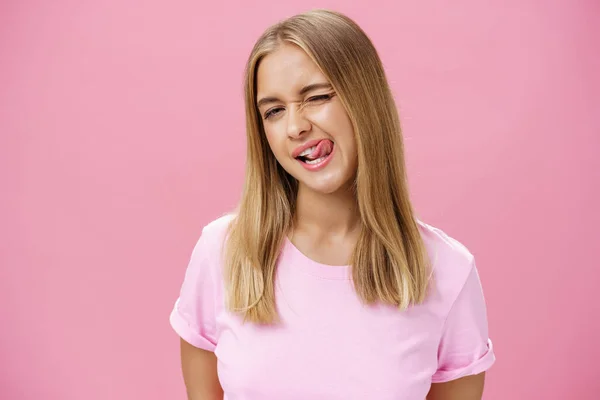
[426,372,485,400]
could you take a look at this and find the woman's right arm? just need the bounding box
[180,338,224,400]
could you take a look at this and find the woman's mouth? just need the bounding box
[295,139,335,171]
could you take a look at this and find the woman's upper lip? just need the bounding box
[292,139,330,158]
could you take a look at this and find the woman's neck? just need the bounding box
[293,183,361,238]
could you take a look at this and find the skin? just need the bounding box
[426,373,486,400]
[179,339,223,400]
[180,43,486,399]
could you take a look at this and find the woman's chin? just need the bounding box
[297,177,348,195]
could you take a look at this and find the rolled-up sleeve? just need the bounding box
[432,261,496,383]
[169,228,219,352]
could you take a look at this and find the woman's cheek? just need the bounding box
[306,105,332,125]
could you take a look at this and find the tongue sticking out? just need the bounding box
[305,140,333,160]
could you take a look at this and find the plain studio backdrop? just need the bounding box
[1,1,598,399]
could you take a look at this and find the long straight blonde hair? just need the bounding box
[224,9,431,324]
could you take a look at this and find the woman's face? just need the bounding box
[256,43,358,195]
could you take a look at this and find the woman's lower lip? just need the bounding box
[297,145,335,171]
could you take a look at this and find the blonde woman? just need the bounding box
[170,9,495,400]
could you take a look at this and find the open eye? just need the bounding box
[264,107,284,120]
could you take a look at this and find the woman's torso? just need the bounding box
[212,230,458,400]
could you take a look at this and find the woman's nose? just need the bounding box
[286,104,311,139]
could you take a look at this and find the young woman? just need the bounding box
[170,9,495,400]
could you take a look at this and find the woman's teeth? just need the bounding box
[298,146,317,158]
[304,156,327,164]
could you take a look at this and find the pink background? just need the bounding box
[1,1,598,399]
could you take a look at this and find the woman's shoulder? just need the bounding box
[189,212,237,262]
[416,219,477,298]
[417,219,474,264]
[200,212,236,240]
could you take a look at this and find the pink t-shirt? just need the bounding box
[169,215,495,399]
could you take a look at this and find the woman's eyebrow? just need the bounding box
[298,82,333,96]
[256,96,279,109]
[257,82,333,109]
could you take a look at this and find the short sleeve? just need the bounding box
[431,260,496,383]
[169,228,220,352]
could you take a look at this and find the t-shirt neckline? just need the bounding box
[282,236,352,280]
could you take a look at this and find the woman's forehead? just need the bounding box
[256,45,326,96]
